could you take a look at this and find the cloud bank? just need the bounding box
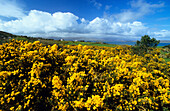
[0,10,149,38]
[0,0,170,40]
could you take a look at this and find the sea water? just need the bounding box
[105,41,170,46]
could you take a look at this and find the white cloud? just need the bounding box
[86,17,111,33]
[114,0,164,22]
[90,0,102,9]
[0,10,79,34]
[1,10,168,40]
[0,19,3,24]
[128,21,148,36]
[85,17,148,37]
[0,0,25,18]
[0,11,150,39]
[151,30,170,39]
[80,18,86,23]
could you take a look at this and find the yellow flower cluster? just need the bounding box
[0,39,170,111]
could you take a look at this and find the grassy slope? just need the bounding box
[37,39,117,47]
[165,58,170,62]
[158,46,170,62]
[65,41,117,47]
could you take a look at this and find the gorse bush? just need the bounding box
[0,39,170,111]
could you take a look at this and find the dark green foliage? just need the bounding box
[131,46,147,56]
[163,45,170,49]
[132,35,160,56]
[135,35,160,48]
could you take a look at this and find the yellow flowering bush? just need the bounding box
[0,39,170,111]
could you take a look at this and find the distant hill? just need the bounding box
[0,31,41,44]
[0,31,66,46]
[160,40,170,43]
[0,31,17,39]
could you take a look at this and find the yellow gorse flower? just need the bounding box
[0,39,169,111]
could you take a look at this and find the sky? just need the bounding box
[0,0,170,41]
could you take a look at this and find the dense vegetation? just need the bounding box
[136,35,160,48]
[130,35,169,62]
[0,39,169,111]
